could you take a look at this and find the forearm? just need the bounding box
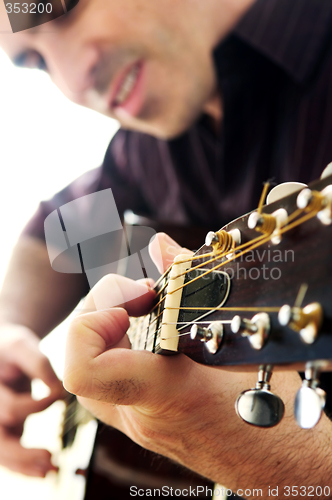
[0,236,89,338]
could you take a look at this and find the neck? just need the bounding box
[203,92,223,132]
[198,0,256,131]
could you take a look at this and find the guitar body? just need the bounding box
[56,396,214,500]
[84,424,214,500]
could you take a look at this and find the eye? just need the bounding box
[13,51,48,71]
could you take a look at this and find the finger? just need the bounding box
[149,233,193,273]
[64,307,194,409]
[80,274,156,316]
[4,336,63,398]
[0,427,57,477]
[0,384,59,426]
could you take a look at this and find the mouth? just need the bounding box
[109,60,144,119]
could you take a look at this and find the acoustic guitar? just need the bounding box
[54,172,332,499]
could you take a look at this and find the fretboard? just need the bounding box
[127,269,172,352]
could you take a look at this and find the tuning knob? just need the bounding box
[236,365,285,428]
[278,302,323,344]
[190,322,223,354]
[294,363,326,429]
[231,313,270,350]
[297,186,332,225]
[248,208,288,244]
[266,182,307,205]
[320,163,332,179]
[205,229,241,254]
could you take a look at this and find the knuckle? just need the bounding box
[1,407,17,425]
[9,336,29,351]
[63,369,85,397]
[68,315,85,335]
[33,355,50,375]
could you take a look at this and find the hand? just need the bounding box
[0,324,63,477]
[63,233,332,496]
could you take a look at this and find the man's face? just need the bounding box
[0,0,217,138]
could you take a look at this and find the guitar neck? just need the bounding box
[128,267,174,353]
[127,173,332,370]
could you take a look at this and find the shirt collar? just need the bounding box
[216,0,332,84]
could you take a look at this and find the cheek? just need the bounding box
[51,72,88,107]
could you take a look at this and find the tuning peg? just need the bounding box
[294,363,326,429]
[235,365,285,427]
[320,163,332,179]
[205,229,241,254]
[278,302,323,344]
[248,208,288,244]
[266,182,307,205]
[190,322,223,354]
[231,313,270,350]
[297,186,332,225]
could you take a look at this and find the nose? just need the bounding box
[41,35,100,97]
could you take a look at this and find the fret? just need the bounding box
[145,318,155,351]
[128,317,140,349]
[128,257,192,353]
[152,270,171,353]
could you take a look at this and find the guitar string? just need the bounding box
[155,232,268,299]
[139,204,319,344]
[166,205,307,284]
[137,232,278,341]
[168,206,318,296]
[149,232,268,323]
[257,181,270,214]
[152,198,306,301]
[161,203,306,286]
[153,231,270,300]
[143,230,282,336]
[152,181,271,292]
[161,209,321,338]
[157,209,318,336]
[154,250,224,300]
[160,307,281,338]
[166,306,281,312]
[129,202,319,348]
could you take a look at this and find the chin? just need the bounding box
[119,110,201,139]
[147,103,205,139]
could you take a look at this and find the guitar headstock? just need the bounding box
[160,173,332,371]
[145,173,332,428]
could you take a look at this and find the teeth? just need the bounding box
[114,65,139,105]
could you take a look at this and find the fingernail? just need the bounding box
[162,234,181,248]
[33,467,47,477]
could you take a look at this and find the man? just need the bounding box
[1,0,332,495]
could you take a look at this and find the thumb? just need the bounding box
[63,307,191,409]
[149,233,193,274]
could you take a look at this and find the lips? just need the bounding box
[109,60,144,119]
[113,63,140,106]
